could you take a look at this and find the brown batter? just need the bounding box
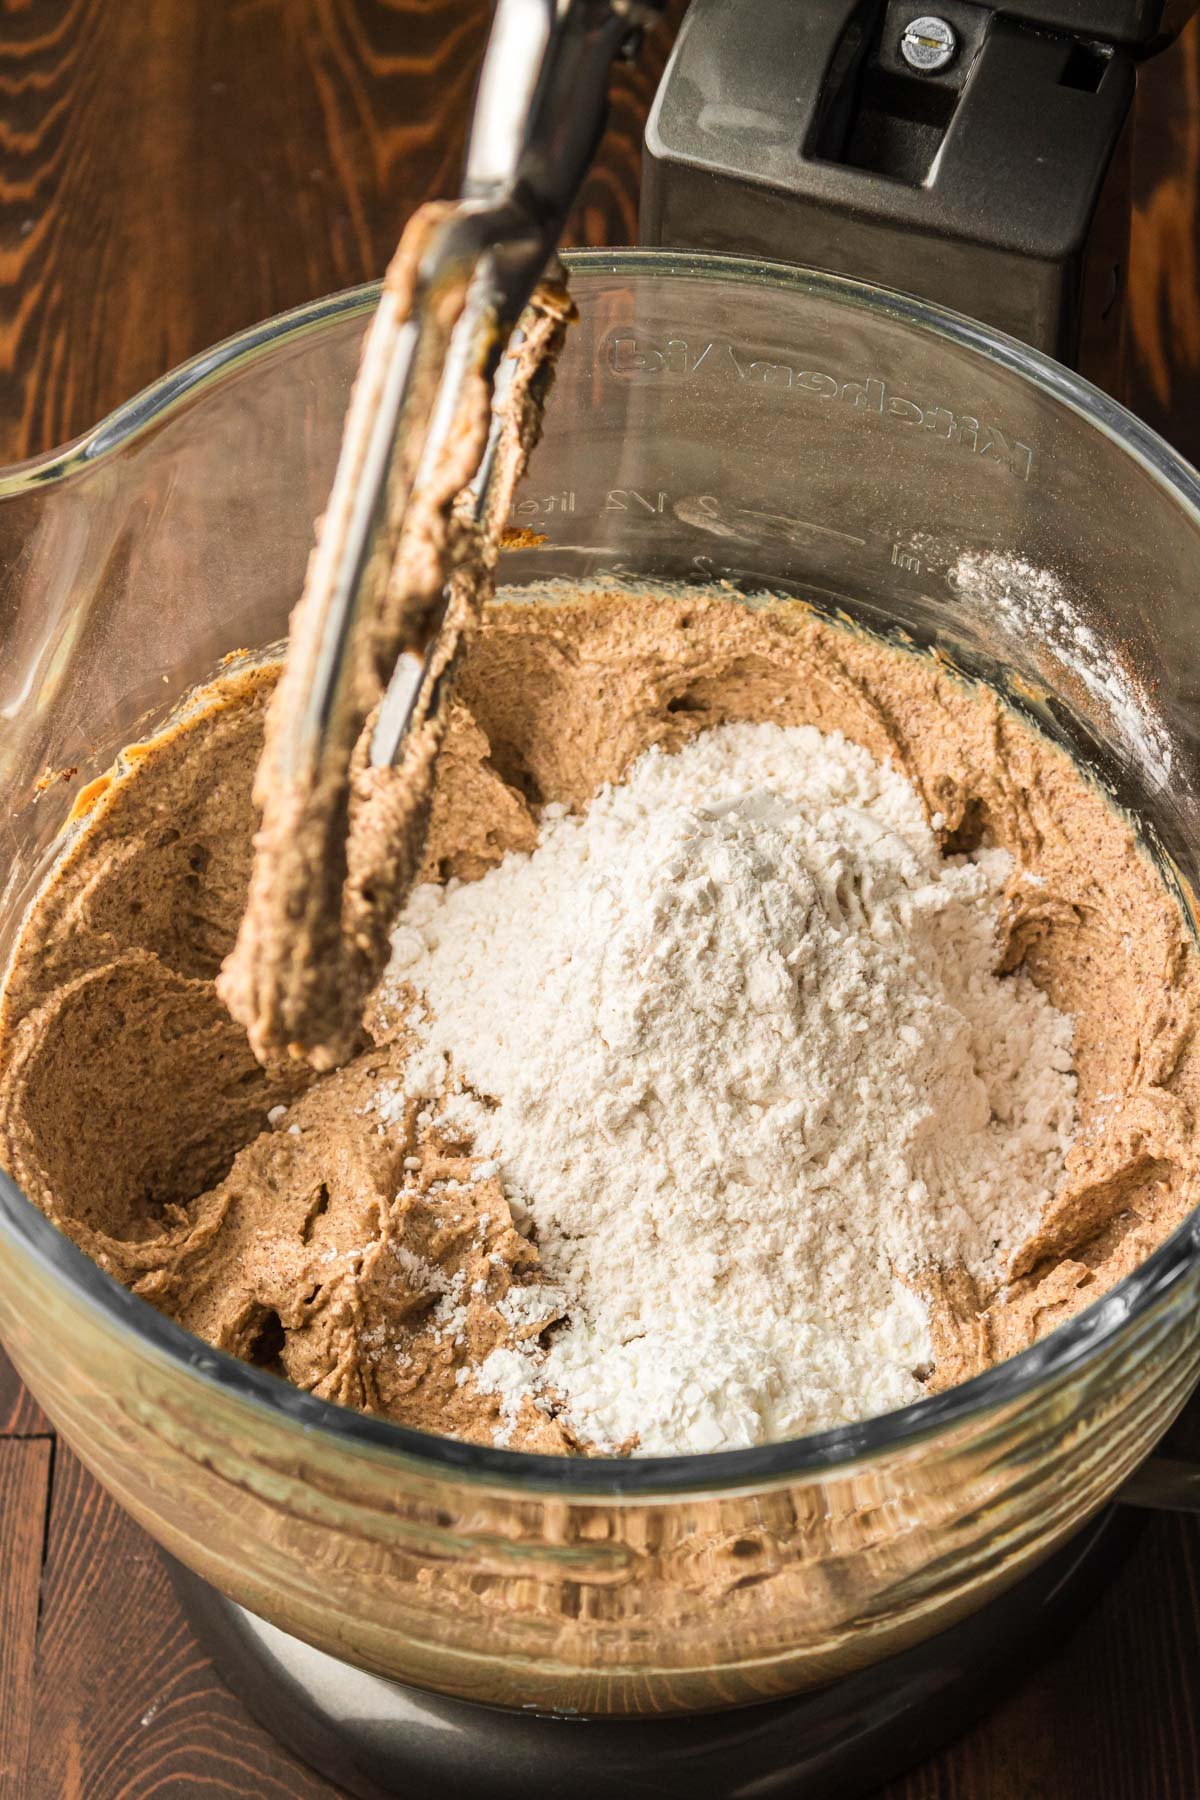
[2,588,1197,1451]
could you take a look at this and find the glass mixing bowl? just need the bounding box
[1,252,1199,1716]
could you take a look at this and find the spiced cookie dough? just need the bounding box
[1,588,1197,1450]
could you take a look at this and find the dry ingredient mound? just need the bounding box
[383,719,1078,1454]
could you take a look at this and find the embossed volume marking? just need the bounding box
[511,489,576,519]
[605,489,669,513]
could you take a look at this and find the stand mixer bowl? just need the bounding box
[1,251,1199,1716]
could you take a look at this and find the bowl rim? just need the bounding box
[2,247,1199,1499]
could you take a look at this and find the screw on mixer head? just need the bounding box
[899,15,958,72]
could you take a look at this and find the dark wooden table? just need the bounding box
[2,5,1200,1795]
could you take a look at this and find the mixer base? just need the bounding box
[168,1510,1133,1800]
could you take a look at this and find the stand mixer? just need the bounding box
[3,5,1200,1798]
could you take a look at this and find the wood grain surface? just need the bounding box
[0,1438,50,1798]
[1,3,1200,1796]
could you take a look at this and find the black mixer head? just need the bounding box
[642,0,1199,382]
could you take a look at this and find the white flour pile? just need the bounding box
[383,721,1077,1454]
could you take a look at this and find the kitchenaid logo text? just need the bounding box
[603,331,1034,482]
